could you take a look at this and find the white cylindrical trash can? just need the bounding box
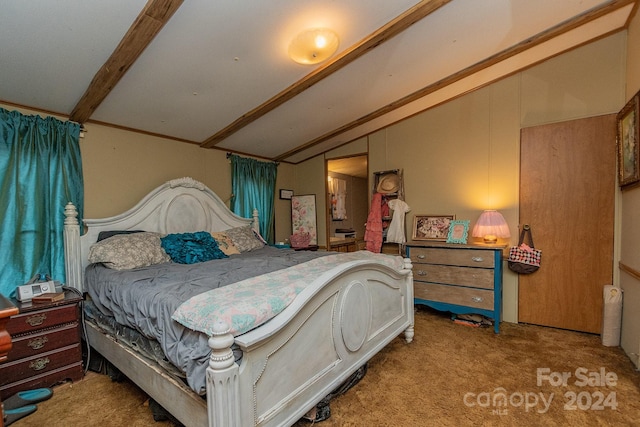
[601,285,623,347]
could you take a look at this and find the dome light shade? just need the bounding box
[472,210,510,244]
[289,28,340,65]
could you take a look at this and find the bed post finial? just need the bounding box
[64,202,83,292]
[206,321,241,427]
[252,209,259,234]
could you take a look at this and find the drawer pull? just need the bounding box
[416,270,427,276]
[471,296,484,303]
[28,336,49,350]
[417,254,426,260]
[471,257,484,262]
[26,313,47,327]
[29,357,50,371]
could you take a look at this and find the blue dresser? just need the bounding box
[406,242,505,333]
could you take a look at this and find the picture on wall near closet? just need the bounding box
[412,215,455,241]
[617,90,639,187]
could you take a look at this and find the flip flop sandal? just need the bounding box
[3,404,37,426]
[3,388,53,410]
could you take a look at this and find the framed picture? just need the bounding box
[446,220,470,244]
[291,195,317,245]
[412,215,455,241]
[617,91,640,188]
[279,189,294,200]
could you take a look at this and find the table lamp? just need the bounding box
[472,210,510,244]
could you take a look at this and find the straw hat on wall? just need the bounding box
[376,173,400,194]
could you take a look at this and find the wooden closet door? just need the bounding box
[518,115,615,333]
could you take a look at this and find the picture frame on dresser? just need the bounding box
[446,220,470,244]
[617,90,640,188]
[412,215,455,241]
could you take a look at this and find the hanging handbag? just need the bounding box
[508,225,541,274]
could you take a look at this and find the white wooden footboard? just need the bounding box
[206,259,414,427]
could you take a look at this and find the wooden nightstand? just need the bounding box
[406,241,505,333]
[0,291,84,399]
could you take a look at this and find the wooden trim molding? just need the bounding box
[69,0,184,124]
[619,261,640,281]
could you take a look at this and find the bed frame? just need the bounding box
[63,177,414,427]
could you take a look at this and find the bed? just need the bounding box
[63,177,414,427]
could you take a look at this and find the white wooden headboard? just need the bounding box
[64,177,259,292]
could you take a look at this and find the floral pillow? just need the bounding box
[88,232,171,270]
[210,231,240,255]
[225,226,264,252]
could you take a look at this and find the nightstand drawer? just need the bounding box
[413,264,494,289]
[0,343,82,386]
[7,304,78,335]
[6,323,80,362]
[0,362,84,400]
[409,247,495,268]
[414,282,494,311]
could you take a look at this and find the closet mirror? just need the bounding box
[326,155,368,252]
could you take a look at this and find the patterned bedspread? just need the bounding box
[172,251,404,336]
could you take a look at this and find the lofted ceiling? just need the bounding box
[0,0,637,164]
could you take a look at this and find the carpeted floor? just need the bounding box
[9,306,640,426]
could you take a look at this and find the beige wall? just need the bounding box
[296,32,627,324]
[620,8,640,368]
[80,125,297,243]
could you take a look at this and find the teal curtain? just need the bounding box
[229,154,277,244]
[0,108,84,297]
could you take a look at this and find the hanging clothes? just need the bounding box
[329,177,347,220]
[386,199,411,244]
[365,193,384,253]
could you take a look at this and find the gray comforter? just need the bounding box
[84,246,330,395]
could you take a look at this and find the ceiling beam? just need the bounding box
[69,0,183,124]
[200,0,452,149]
[274,0,636,162]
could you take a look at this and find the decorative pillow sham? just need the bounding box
[160,231,228,264]
[225,226,265,252]
[88,232,171,270]
[210,231,240,255]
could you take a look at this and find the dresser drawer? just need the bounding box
[6,323,80,362]
[409,247,495,268]
[7,304,78,335]
[413,264,494,289]
[0,344,82,386]
[414,282,494,311]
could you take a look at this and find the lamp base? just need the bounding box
[483,235,498,244]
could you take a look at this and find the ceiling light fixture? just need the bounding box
[288,28,340,65]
